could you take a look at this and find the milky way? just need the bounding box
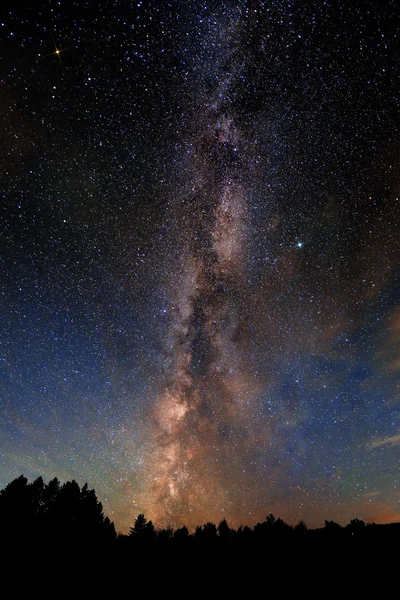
[1,0,400,531]
[137,15,261,525]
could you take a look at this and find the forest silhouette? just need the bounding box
[2,475,399,552]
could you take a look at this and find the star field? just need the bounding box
[1,0,400,531]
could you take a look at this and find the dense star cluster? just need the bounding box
[1,0,400,531]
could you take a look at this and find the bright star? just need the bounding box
[41,34,70,63]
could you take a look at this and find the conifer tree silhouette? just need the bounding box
[0,475,116,548]
[129,514,155,543]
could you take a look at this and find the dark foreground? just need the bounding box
[2,475,398,557]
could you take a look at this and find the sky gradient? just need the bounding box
[1,0,400,532]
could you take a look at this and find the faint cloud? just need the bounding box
[364,491,382,498]
[371,433,400,448]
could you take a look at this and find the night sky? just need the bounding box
[1,0,400,532]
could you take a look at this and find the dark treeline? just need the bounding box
[2,475,400,552]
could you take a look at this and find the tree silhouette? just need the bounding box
[218,519,231,543]
[294,520,308,537]
[266,513,276,527]
[194,525,204,542]
[202,522,218,543]
[0,475,116,548]
[236,525,253,544]
[130,513,147,535]
[324,520,342,531]
[2,474,400,553]
[157,526,174,544]
[346,518,366,538]
[0,475,30,540]
[174,525,190,544]
[130,513,155,543]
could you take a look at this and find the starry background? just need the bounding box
[1,0,400,532]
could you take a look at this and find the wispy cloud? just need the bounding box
[364,491,382,498]
[371,434,400,448]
